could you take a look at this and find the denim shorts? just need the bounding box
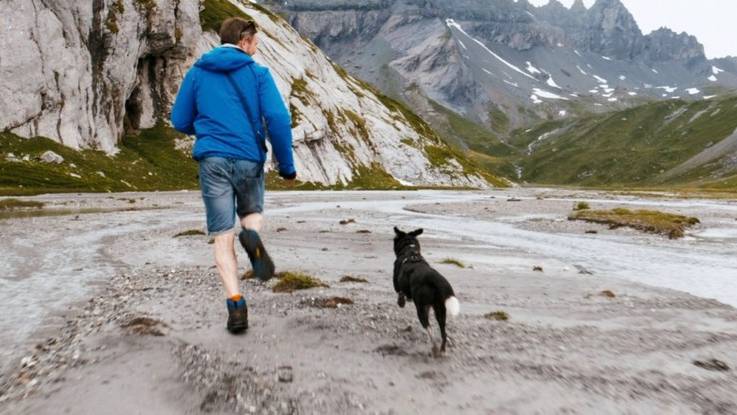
[198,157,265,236]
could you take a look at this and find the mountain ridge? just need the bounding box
[267,0,737,132]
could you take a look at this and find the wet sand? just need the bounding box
[1,189,736,414]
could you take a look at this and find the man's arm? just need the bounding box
[171,69,198,135]
[257,68,295,178]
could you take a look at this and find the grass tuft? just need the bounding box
[272,271,329,293]
[573,201,590,211]
[174,229,206,238]
[439,258,465,268]
[485,311,509,321]
[339,275,368,283]
[569,208,699,239]
[301,296,354,309]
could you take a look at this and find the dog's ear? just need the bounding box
[410,228,424,237]
[394,226,405,236]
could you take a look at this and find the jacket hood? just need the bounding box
[194,46,254,73]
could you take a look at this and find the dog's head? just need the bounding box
[393,226,423,256]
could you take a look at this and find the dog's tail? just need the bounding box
[445,296,460,317]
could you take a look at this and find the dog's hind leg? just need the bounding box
[415,303,438,357]
[433,303,448,353]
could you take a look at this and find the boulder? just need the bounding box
[40,150,64,164]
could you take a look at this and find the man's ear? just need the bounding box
[394,226,404,236]
[410,228,424,237]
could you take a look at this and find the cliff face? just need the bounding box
[1,0,201,153]
[0,0,492,188]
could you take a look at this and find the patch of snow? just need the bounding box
[569,93,579,97]
[703,95,717,100]
[525,61,542,75]
[457,40,467,50]
[600,86,614,93]
[594,103,603,107]
[657,86,678,93]
[532,88,569,100]
[607,97,618,102]
[644,83,653,89]
[556,42,564,48]
[445,19,536,80]
[619,75,626,80]
[593,74,608,84]
[546,76,561,89]
[482,68,493,76]
[651,68,659,74]
[574,49,581,56]
[708,75,717,82]
[503,80,519,88]
[602,56,612,61]
[588,89,599,94]
[558,110,567,116]
[530,94,542,104]
[686,88,700,95]
[712,66,724,75]
[525,10,535,18]
[628,91,638,96]
[576,65,588,75]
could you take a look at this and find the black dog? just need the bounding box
[393,227,460,356]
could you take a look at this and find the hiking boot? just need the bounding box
[239,229,275,281]
[226,297,248,334]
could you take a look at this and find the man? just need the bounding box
[171,17,296,334]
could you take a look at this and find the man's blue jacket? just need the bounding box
[171,45,295,177]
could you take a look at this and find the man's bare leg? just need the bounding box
[241,213,263,231]
[213,232,240,298]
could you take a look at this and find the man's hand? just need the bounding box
[279,171,297,188]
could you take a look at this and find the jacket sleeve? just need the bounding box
[171,69,197,135]
[257,67,295,176]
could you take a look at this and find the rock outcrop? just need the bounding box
[0,0,201,152]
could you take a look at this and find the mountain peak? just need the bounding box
[570,0,587,12]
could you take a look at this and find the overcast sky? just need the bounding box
[527,0,736,58]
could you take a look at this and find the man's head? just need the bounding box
[220,17,259,55]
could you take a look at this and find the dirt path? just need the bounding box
[1,189,736,414]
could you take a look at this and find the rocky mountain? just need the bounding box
[0,0,499,191]
[265,0,737,131]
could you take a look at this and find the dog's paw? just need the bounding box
[397,294,406,308]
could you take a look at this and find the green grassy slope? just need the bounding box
[0,124,199,196]
[512,96,737,190]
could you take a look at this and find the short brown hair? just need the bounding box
[219,17,258,45]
